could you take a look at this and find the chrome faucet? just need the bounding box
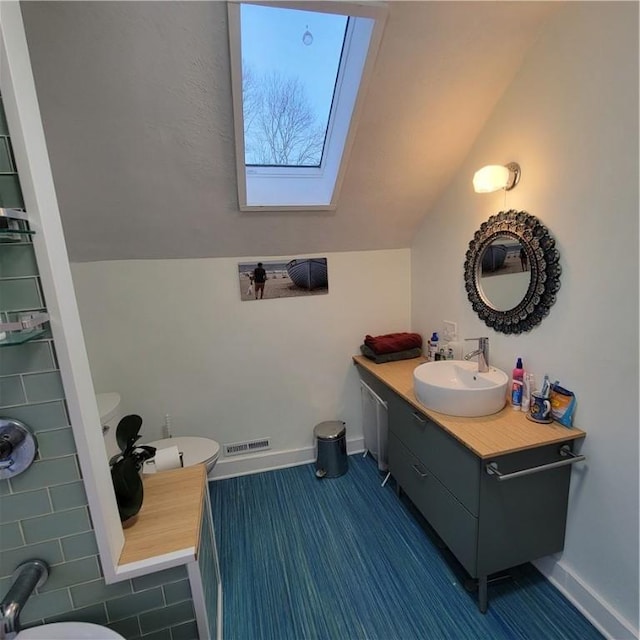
[464,337,490,373]
[1,560,48,639]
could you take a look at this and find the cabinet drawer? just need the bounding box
[477,443,573,575]
[388,431,430,513]
[388,394,480,515]
[389,433,479,576]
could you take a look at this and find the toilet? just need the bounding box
[96,393,220,474]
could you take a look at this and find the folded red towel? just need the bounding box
[364,332,422,355]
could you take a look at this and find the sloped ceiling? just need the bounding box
[20,1,559,262]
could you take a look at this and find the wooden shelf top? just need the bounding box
[118,464,206,567]
[353,355,586,459]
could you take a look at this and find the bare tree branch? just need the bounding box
[242,66,324,166]
[242,60,262,160]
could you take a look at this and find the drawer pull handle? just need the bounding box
[486,445,585,481]
[412,464,427,478]
[411,412,427,426]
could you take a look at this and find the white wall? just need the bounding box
[71,250,411,456]
[411,3,638,637]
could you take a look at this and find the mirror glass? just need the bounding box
[478,235,531,311]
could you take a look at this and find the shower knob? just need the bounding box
[0,418,38,479]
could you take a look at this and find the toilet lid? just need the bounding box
[144,436,220,467]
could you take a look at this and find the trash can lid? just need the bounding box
[314,420,346,440]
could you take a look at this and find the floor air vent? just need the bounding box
[223,438,271,457]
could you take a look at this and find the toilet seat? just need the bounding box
[142,436,220,474]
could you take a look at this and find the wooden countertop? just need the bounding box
[118,464,206,566]
[353,355,586,459]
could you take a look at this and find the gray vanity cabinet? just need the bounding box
[387,391,575,613]
[358,369,391,406]
[388,432,479,575]
[387,393,480,514]
[476,445,572,576]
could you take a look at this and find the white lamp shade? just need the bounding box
[473,165,510,193]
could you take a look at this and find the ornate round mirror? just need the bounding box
[463,210,561,334]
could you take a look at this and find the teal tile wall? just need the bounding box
[0,277,43,310]
[0,96,196,638]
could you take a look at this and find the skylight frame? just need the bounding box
[228,0,388,211]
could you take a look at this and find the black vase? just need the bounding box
[111,456,143,527]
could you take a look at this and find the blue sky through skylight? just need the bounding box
[240,4,348,166]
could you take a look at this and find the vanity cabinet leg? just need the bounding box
[478,575,488,613]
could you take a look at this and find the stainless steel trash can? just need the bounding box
[314,420,347,478]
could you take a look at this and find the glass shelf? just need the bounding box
[0,227,35,240]
[0,210,43,346]
[0,328,46,347]
[0,313,49,347]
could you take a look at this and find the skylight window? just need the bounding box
[228,1,387,210]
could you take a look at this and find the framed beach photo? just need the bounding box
[238,258,328,301]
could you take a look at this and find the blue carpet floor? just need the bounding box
[209,455,603,640]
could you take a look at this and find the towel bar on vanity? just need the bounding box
[485,445,585,482]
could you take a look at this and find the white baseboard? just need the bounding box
[208,437,365,480]
[534,557,638,640]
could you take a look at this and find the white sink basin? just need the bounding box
[17,622,125,639]
[413,360,509,417]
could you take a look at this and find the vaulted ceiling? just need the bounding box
[21,1,559,262]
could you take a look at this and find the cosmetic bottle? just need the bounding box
[522,373,534,413]
[428,332,439,361]
[511,357,524,410]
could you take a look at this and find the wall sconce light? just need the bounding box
[473,162,521,193]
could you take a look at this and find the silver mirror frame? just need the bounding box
[463,210,561,334]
